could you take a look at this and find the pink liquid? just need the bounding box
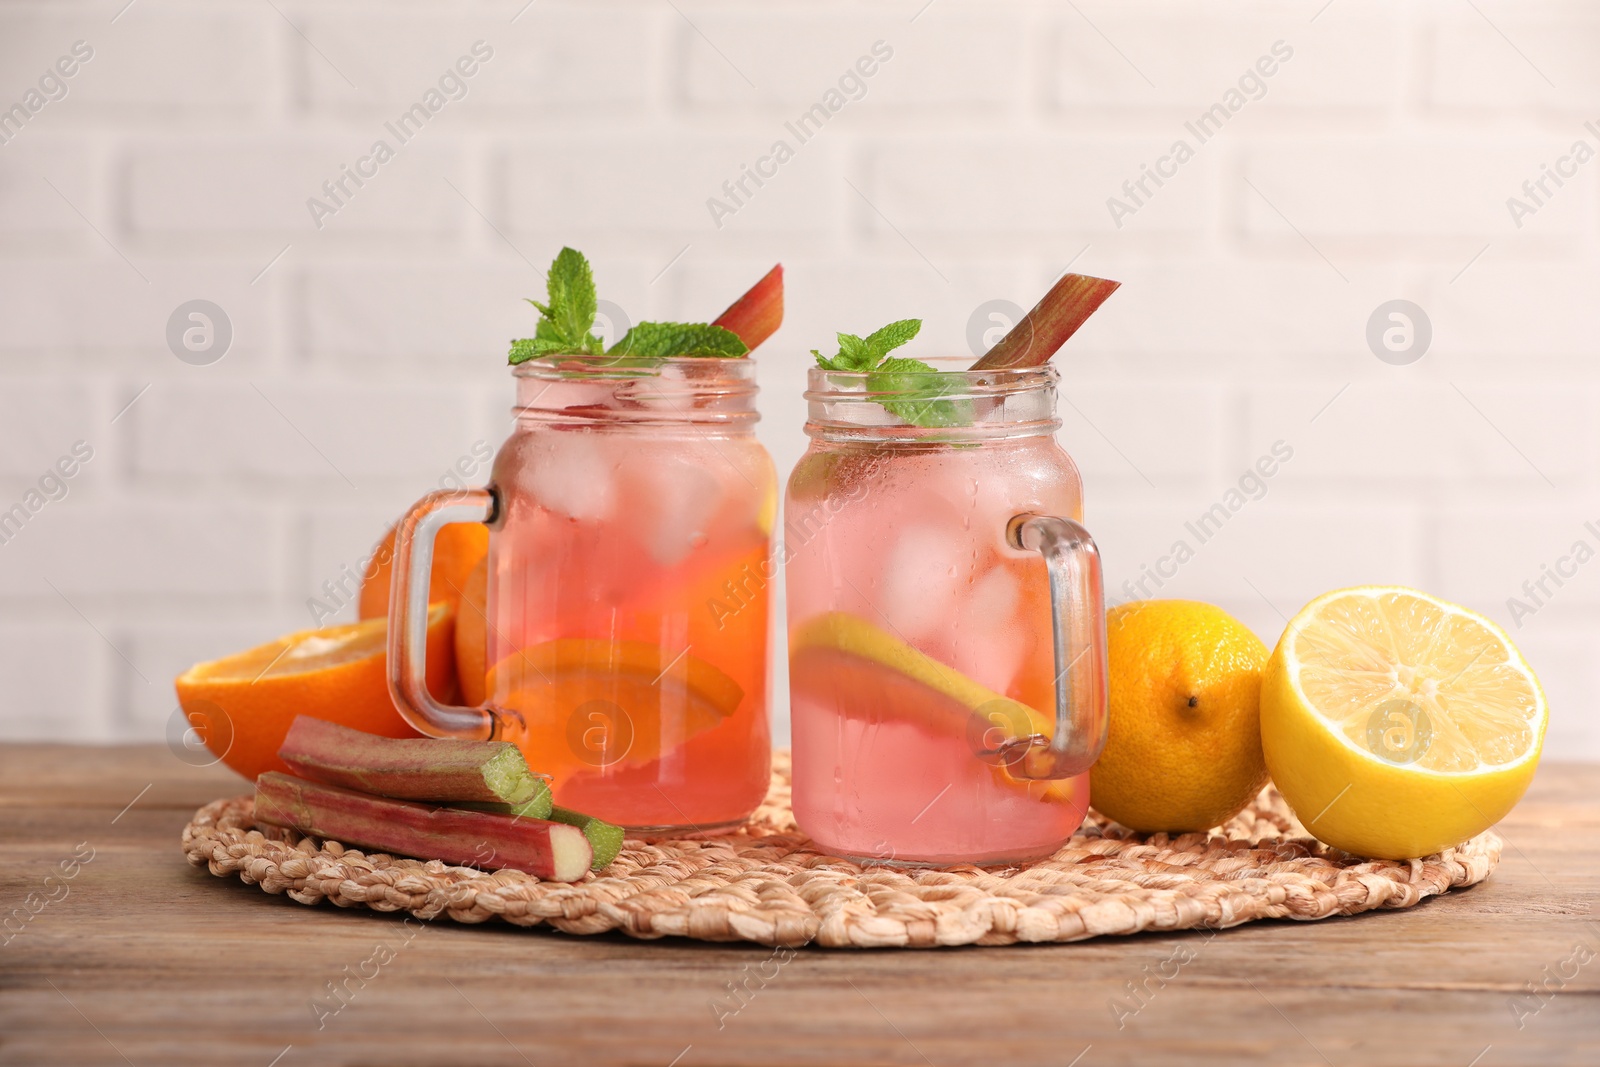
[487,419,775,829]
[786,436,1092,864]
[791,706,1089,865]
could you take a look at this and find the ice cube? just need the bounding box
[628,452,725,566]
[951,563,1028,693]
[967,564,1022,626]
[878,524,967,644]
[523,432,618,521]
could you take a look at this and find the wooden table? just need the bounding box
[2,745,1596,1066]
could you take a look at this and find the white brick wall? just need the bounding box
[1050,8,1404,111]
[1239,137,1588,247]
[1,0,1596,759]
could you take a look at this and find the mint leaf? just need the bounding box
[509,252,755,366]
[545,247,599,348]
[607,322,748,359]
[812,319,921,372]
[509,247,605,364]
[509,338,557,362]
[869,356,973,428]
[862,319,921,357]
[813,333,867,372]
[812,319,970,428]
[813,318,965,426]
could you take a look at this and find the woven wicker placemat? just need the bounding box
[182,751,1500,948]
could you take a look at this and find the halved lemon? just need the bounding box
[1261,586,1546,859]
[790,611,1078,804]
[174,603,456,782]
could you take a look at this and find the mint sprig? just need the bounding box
[509,248,747,365]
[870,356,972,428]
[812,318,921,372]
[609,322,747,360]
[511,248,605,364]
[812,318,971,428]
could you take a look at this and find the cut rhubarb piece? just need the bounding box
[548,806,626,870]
[971,273,1120,371]
[255,772,592,881]
[278,715,545,806]
[454,784,555,822]
[712,264,784,352]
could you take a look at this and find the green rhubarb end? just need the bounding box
[456,777,554,821]
[480,745,546,806]
[549,806,625,870]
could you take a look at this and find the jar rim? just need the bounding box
[511,353,759,429]
[805,359,1057,397]
[803,360,1058,443]
[512,354,760,381]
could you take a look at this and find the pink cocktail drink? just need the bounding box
[388,356,775,834]
[386,248,787,834]
[486,360,775,829]
[785,360,1105,865]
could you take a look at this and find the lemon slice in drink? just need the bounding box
[790,611,1078,804]
[1261,586,1546,859]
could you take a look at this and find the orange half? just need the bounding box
[454,555,490,707]
[174,603,455,782]
[358,521,489,620]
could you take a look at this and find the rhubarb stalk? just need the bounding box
[971,273,1121,371]
[452,802,624,870]
[712,264,784,352]
[548,806,626,870]
[255,772,592,881]
[278,716,547,806]
[454,790,555,822]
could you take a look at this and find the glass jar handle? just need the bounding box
[1003,514,1108,779]
[386,487,498,740]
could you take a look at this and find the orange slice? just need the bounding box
[491,639,744,768]
[458,541,770,722]
[174,603,455,782]
[790,611,1076,803]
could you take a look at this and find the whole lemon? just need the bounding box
[1090,600,1270,833]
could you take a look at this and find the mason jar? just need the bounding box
[388,356,775,832]
[785,359,1107,864]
